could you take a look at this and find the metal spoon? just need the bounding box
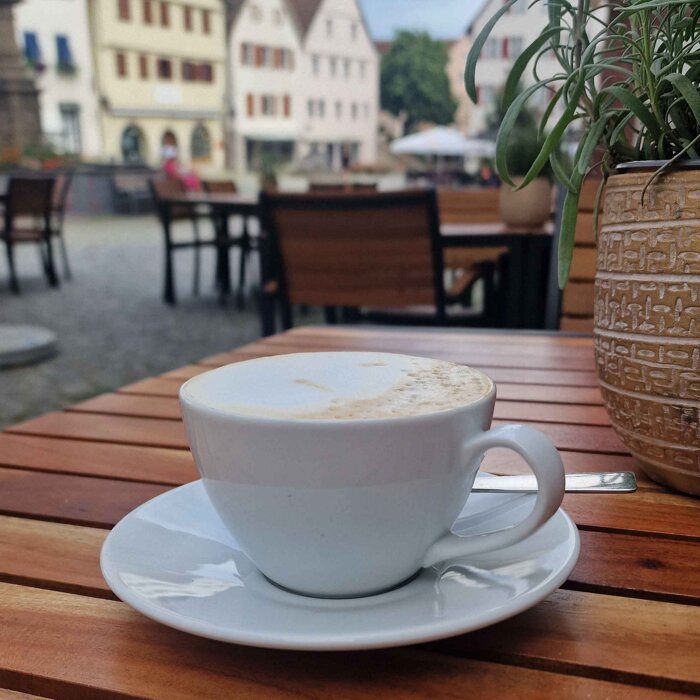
[472,471,637,493]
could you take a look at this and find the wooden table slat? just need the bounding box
[0,584,696,698]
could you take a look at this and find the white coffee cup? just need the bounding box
[180,352,565,598]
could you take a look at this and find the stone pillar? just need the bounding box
[0,0,42,152]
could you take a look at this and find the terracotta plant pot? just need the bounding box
[594,164,700,495]
[499,177,552,227]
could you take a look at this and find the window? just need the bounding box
[118,0,131,21]
[483,37,499,59]
[183,5,192,30]
[241,43,254,65]
[56,35,74,69]
[283,95,291,117]
[247,93,254,116]
[510,37,524,57]
[343,58,350,78]
[59,103,81,153]
[139,54,149,78]
[307,99,314,117]
[143,0,153,23]
[23,32,41,64]
[190,124,211,160]
[182,60,195,81]
[116,51,127,77]
[202,9,211,34]
[318,99,325,118]
[335,100,342,119]
[200,63,213,82]
[359,60,366,79]
[285,50,294,70]
[311,54,319,75]
[326,18,332,36]
[273,9,282,24]
[274,48,283,68]
[329,57,337,76]
[351,22,357,40]
[261,95,276,116]
[157,57,172,79]
[160,1,169,27]
[364,103,369,119]
[250,3,261,20]
[121,124,145,163]
[351,102,358,120]
[263,47,273,67]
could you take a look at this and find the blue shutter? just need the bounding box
[56,35,73,66]
[23,32,41,63]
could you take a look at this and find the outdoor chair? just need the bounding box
[258,189,486,335]
[437,187,508,324]
[51,172,73,280]
[544,179,600,332]
[112,172,153,214]
[2,176,57,294]
[149,176,218,304]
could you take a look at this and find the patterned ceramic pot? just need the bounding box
[595,164,700,495]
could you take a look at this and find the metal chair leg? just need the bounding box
[5,240,19,294]
[58,233,72,280]
[44,237,59,287]
[192,219,201,296]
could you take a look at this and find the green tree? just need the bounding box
[380,31,456,132]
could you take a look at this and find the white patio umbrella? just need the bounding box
[390,127,496,158]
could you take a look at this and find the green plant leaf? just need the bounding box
[464,0,518,102]
[601,86,662,140]
[549,149,576,192]
[576,117,609,176]
[558,186,582,289]
[664,72,700,126]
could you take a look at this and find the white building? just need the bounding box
[288,0,378,170]
[227,0,302,172]
[13,0,102,158]
[465,0,561,136]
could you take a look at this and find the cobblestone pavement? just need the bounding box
[0,215,320,428]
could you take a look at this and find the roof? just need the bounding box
[226,0,246,24]
[285,0,324,37]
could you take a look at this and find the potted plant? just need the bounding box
[466,0,700,495]
[499,123,554,226]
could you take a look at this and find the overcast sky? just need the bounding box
[358,0,485,41]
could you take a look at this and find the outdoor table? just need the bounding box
[440,222,554,328]
[159,193,260,306]
[0,325,697,698]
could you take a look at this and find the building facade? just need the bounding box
[87,0,226,168]
[465,0,561,136]
[226,0,302,172]
[14,0,102,158]
[447,35,471,134]
[288,0,378,170]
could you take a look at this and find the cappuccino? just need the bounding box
[181,352,492,420]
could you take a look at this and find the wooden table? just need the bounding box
[2,327,698,698]
[441,222,554,328]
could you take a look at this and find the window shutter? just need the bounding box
[284,95,291,116]
[502,38,509,58]
[247,94,254,116]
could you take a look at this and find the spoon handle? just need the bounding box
[472,471,637,493]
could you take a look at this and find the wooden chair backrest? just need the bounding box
[149,176,193,221]
[437,188,501,224]
[202,179,237,194]
[6,177,55,221]
[52,173,72,213]
[261,189,445,311]
[308,182,378,193]
[546,178,601,332]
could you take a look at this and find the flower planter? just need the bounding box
[595,164,700,495]
[499,177,552,227]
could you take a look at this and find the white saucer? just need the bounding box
[101,479,579,651]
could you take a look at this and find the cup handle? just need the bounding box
[422,424,566,568]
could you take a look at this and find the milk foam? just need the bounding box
[181,352,493,421]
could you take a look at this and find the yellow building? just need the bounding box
[88,0,226,169]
